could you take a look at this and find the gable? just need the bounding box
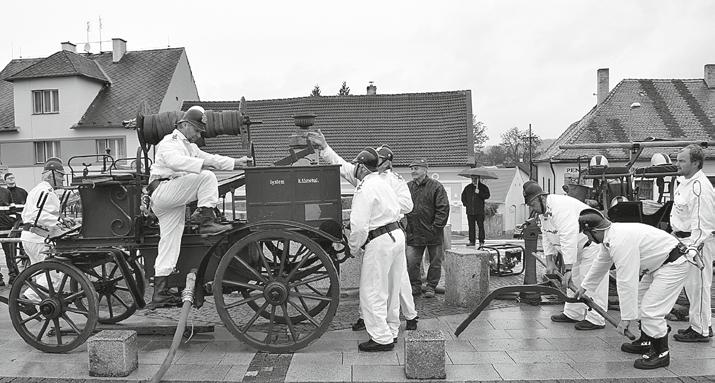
[0,58,43,130]
[188,91,472,167]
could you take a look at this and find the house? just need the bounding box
[184,87,475,230]
[535,65,715,199]
[0,39,199,188]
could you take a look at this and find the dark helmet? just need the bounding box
[43,157,65,174]
[578,208,611,233]
[376,145,394,162]
[523,180,547,204]
[177,105,207,132]
[352,147,379,172]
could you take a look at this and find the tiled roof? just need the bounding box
[539,79,715,162]
[77,48,185,128]
[0,58,43,130]
[5,51,108,83]
[186,91,472,167]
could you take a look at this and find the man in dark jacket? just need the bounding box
[405,159,450,298]
[461,175,490,247]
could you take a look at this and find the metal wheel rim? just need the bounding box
[9,260,99,353]
[214,230,339,352]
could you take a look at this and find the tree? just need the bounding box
[338,81,351,96]
[499,126,542,165]
[310,84,321,97]
[472,116,489,156]
[481,145,507,166]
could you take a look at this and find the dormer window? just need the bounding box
[32,89,59,114]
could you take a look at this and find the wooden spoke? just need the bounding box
[224,293,263,310]
[36,318,51,341]
[288,299,320,328]
[231,254,267,283]
[240,301,270,335]
[281,303,298,342]
[222,279,264,292]
[289,273,329,288]
[60,314,82,335]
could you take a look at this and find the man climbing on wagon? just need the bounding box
[147,105,251,309]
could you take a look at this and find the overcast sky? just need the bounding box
[2,0,714,145]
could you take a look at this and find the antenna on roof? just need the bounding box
[167,36,170,48]
[98,16,103,52]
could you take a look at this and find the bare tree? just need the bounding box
[481,145,507,166]
[338,81,351,96]
[472,116,489,154]
[310,84,322,97]
[500,126,542,164]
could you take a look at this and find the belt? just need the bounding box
[146,178,170,196]
[363,222,401,248]
[662,246,684,265]
[674,231,691,238]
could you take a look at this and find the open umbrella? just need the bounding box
[458,167,498,180]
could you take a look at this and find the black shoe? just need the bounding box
[146,276,182,309]
[406,317,418,331]
[575,320,605,331]
[634,336,669,369]
[674,329,711,342]
[621,336,652,354]
[358,339,394,352]
[677,326,713,337]
[466,242,475,247]
[352,318,366,331]
[551,313,578,323]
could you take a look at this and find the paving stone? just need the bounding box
[447,351,514,364]
[445,364,502,381]
[352,365,410,382]
[487,318,547,330]
[546,336,613,351]
[285,361,351,382]
[87,330,138,377]
[666,358,715,376]
[469,337,557,352]
[571,360,678,379]
[343,351,400,365]
[404,329,446,379]
[492,362,582,380]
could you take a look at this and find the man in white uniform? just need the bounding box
[577,209,690,369]
[19,158,72,314]
[148,106,251,308]
[523,181,609,330]
[307,131,418,333]
[670,144,714,342]
[348,147,405,351]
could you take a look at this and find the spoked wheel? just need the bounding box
[8,260,99,353]
[214,229,340,352]
[72,256,145,324]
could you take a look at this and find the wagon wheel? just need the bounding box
[214,229,339,353]
[8,260,99,353]
[72,256,145,324]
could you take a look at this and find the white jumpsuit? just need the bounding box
[670,169,715,336]
[350,171,405,345]
[150,129,235,277]
[20,181,63,301]
[540,194,609,325]
[581,223,689,338]
[320,146,417,321]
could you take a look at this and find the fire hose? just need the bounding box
[151,269,197,383]
[454,255,635,340]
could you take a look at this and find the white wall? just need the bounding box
[159,50,200,111]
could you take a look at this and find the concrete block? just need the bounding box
[443,248,489,308]
[404,330,446,379]
[87,330,138,377]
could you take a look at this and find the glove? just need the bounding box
[575,287,587,300]
[616,320,632,337]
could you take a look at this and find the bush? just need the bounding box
[484,202,499,217]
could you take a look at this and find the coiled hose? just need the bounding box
[150,270,197,383]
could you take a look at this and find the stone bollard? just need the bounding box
[443,248,490,308]
[404,330,446,379]
[87,330,138,377]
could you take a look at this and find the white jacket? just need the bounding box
[671,169,715,244]
[348,172,402,255]
[20,181,61,244]
[150,129,234,181]
[539,194,592,265]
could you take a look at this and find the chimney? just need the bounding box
[366,81,377,95]
[705,64,715,89]
[60,41,76,53]
[112,38,127,63]
[597,68,609,105]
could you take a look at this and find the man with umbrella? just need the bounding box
[460,168,493,247]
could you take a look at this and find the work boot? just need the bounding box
[352,318,366,331]
[621,332,652,354]
[677,326,713,337]
[575,320,605,331]
[674,327,711,342]
[550,312,578,323]
[406,317,418,331]
[634,335,670,369]
[191,207,232,234]
[147,276,182,309]
[358,339,394,352]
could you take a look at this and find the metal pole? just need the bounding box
[528,123,533,180]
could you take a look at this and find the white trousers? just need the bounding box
[563,245,609,325]
[640,257,690,338]
[358,253,417,321]
[683,239,713,336]
[360,229,405,345]
[151,171,219,277]
[22,241,63,302]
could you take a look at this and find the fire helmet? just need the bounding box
[178,105,207,132]
[610,195,629,207]
[589,155,609,168]
[352,147,379,172]
[523,181,547,204]
[43,157,65,174]
[578,208,611,233]
[376,145,394,162]
[650,152,672,166]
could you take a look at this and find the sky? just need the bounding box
[2,0,715,145]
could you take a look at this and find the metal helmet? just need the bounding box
[589,155,609,168]
[523,180,547,204]
[352,147,379,172]
[43,157,65,174]
[376,145,394,162]
[177,105,207,132]
[578,208,611,233]
[610,195,629,207]
[650,152,672,166]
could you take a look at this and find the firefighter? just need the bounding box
[523,181,609,330]
[670,144,714,342]
[576,209,690,369]
[307,131,418,332]
[349,147,405,351]
[147,105,251,308]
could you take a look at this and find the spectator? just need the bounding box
[461,175,490,247]
[0,172,28,284]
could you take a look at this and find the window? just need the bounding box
[32,90,59,114]
[96,138,126,158]
[35,141,61,164]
